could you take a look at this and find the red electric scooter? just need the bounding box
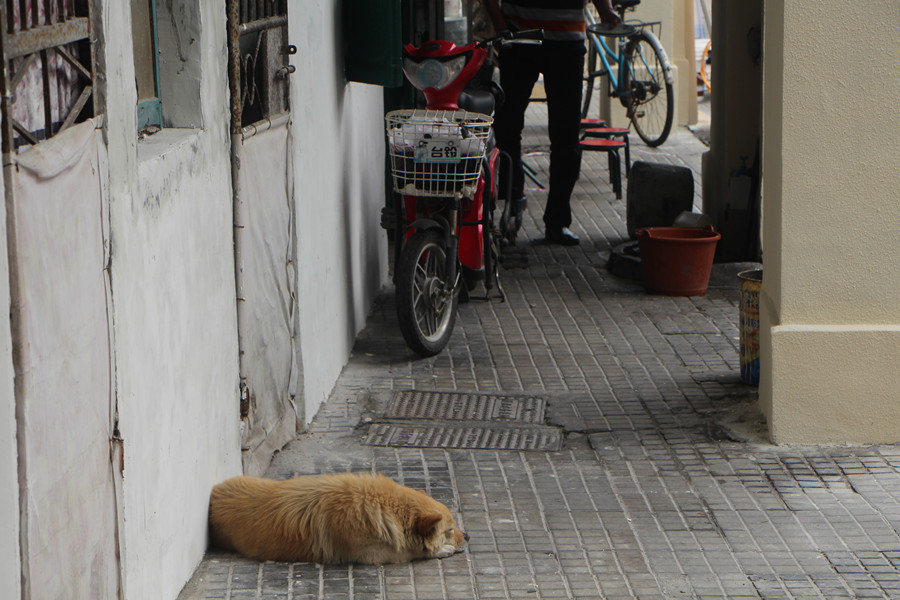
[384,30,540,357]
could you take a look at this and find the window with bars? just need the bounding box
[228,0,291,132]
[131,2,202,134]
[0,0,96,152]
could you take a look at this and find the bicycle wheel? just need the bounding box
[395,229,458,356]
[581,40,599,119]
[623,29,674,147]
[496,150,522,248]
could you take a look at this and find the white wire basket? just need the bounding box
[386,109,492,198]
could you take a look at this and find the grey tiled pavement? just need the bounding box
[179,106,900,599]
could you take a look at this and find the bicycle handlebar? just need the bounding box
[479,28,544,50]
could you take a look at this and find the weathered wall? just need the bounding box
[0,115,21,600]
[290,0,389,423]
[3,0,390,596]
[104,1,242,598]
[760,1,900,443]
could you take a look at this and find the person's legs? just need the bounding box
[494,44,540,205]
[539,41,585,232]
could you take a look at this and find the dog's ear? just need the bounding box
[416,512,443,537]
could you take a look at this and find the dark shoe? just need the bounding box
[545,226,580,246]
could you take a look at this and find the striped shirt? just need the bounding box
[500,0,587,41]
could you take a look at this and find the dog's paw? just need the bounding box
[434,544,465,558]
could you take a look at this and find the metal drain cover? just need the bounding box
[385,390,546,423]
[366,423,562,451]
[364,391,562,451]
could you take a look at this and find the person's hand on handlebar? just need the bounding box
[594,0,623,26]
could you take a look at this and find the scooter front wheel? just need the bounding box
[395,230,458,357]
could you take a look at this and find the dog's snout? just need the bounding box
[463,531,470,542]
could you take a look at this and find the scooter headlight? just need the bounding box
[403,55,467,91]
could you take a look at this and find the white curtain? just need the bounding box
[10,118,119,599]
[235,119,300,475]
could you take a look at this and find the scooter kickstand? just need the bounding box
[493,269,506,302]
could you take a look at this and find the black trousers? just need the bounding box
[494,40,585,230]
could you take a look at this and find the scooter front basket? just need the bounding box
[386,109,492,198]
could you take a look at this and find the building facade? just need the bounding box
[1,0,387,598]
[2,1,897,599]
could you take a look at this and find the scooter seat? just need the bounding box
[458,89,495,116]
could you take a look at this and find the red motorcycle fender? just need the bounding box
[408,217,444,234]
[458,147,499,270]
[407,218,455,257]
[457,176,486,270]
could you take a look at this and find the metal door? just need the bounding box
[227,0,300,475]
[0,2,120,597]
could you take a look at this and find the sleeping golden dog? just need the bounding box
[208,472,468,564]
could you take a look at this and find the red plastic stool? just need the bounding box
[579,118,607,130]
[581,127,630,176]
[579,138,627,199]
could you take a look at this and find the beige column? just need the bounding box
[671,0,697,127]
[760,1,900,443]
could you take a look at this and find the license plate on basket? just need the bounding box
[415,139,461,164]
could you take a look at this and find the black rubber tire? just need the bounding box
[623,29,674,147]
[499,199,516,247]
[395,230,458,357]
[483,193,495,292]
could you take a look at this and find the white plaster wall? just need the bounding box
[0,271,19,600]
[0,119,22,600]
[290,0,389,423]
[116,133,242,599]
[103,1,241,598]
[760,1,900,443]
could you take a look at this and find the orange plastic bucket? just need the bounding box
[636,226,721,296]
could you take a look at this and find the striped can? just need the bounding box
[738,269,763,386]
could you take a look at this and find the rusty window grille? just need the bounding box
[0,0,96,152]
[228,0,292,133]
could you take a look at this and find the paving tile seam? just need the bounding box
[521,452,610,598]
[460,451,514,599]
[423,448,471,600]
[635,439,806,599]
[570,447,650,598]
[592,429,835,599]
[822,552,896,598]
[604,443,691,597]
[440,450,488,600]
[494,451,577,600]
[659,435,890,598]
[552,450,645,599]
